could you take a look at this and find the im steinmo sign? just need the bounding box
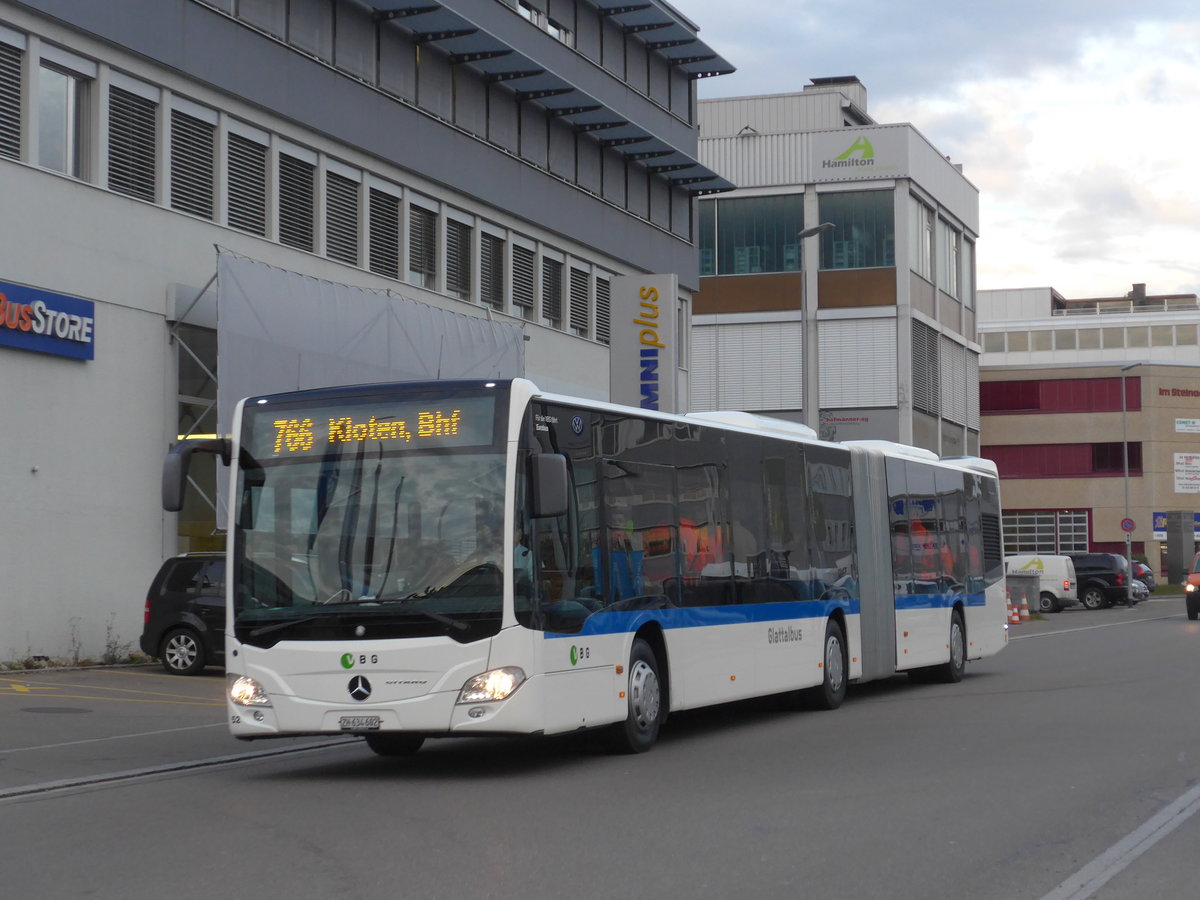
[0,279,95,360]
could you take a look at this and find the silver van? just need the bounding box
[1005,554,1079,613]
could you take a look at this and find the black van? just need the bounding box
[140,553,226,675]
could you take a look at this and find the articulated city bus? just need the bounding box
[163,378,1006,755]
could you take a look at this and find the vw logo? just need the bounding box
[571,415,584,435]
[348,675,372,702]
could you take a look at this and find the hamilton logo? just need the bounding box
[348,676,372,702]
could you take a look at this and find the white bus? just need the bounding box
[163,378,1007,755]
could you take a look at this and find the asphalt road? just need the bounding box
[2,596,1197,900]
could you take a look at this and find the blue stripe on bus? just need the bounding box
[542,598,858,638]
[542,591,987,638]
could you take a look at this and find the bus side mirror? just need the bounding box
[163,438,231,512]
[532,453,569,518]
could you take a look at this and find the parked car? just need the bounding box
[1132,579,1150,603]
[1065,552,1133,609]
[1004,554,1078,613]
[1185,552,1200,620]
[1132,561,1156,592]
[140,552,226,675]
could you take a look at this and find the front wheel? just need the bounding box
[160,627,206,676]
[1186,595,1199,621]
[1039,591,1060,614]
[365,733,425,756]
[932,609,966,684]
[605,638,663,753]
[1080,587,1106,611]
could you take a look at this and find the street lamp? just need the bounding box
[798,222,835,431]
[1121,361,1143,604]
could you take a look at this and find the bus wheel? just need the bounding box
[809,619,848,710]
[933,610,966,684]
[364,733,425,756]
[606,638,662,753]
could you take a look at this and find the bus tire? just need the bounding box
[606,638,663,754]
[932,609,966,684]
[365,733,425,756]
[808,618,848,710]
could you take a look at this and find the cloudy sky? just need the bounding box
[676,0,1200,300]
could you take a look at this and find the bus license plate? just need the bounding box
[339,715,381,732]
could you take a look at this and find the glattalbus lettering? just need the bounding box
[767,625,804,644]
[634,286,664,410]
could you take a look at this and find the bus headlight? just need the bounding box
[228,674,272,707]
[458,667,525,704]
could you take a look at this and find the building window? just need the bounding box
[38,64,89,177]
[547,17,574,47]
[0,41,20,160]
[1031,331,1052,351]
[1151,325,1173,346]
[1003,510,1089,554]
[517,0,543,26]
[226,129,268,236]
[325,169,360,265]
[819,191,894,269]
[512,244,536,319]
[962,239,975,310]
[698,200,715,275]
[479,231,504,309]
[1128,326,1148,348]
[1177,324,1198,345]
[909,196,933,280]
[595,276,611,345]
[408,204,437,287]
[1007,331,1028,352]
[278,151,316,251]
[569,266,589,337]
[1102,327,1124,349]
[368,187,401,279]
[982,332,1004,353]
[1054,330,1076,350]
[1078,328,1100,350]
[938,218,960,296]
[108,84,157,202]
[445,217,472,299]
[983,442,1141,478]
[911,321,939,415]
[981,377,1140,414]
[170,107,216,219]
[542,257,563,328]
[712,195,803,275]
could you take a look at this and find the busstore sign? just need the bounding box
[0,279,95,360]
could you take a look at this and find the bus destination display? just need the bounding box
[252,395,496,458]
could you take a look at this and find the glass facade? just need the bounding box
[819,191,894,270]
[696,195,804,276]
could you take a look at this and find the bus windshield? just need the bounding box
[232,387,507,646]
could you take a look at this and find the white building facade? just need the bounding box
[0,0,733,663]
[691,78,981,455]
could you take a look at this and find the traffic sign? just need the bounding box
[1121,517,1136,532]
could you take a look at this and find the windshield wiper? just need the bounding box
[247,616,324,638]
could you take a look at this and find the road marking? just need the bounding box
[0,723,226,755]
[1010,613,1181,640]
[0,683,62,694]
[0,739,357,802]
[1040,781,1200,900]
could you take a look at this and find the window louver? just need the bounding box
[911,321,940,415]
[445,218,471,298]
[480,233,504,308]
[325,171,359,265]
[0,43,20,160]
[595,277,611,344]
[408,206,436,283]
[278,153,315,251]
[368,189,400,279]
[108,86,157,202]
[512,245,535,309]
[170,109,215,219]
[569,267,589,336]
[542,258,563,326]
[226,132,267,236]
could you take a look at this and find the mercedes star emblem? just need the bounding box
[348,675,372,701]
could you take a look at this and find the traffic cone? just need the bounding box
[1009,600,1020,625]
[1019,596,1030,624]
